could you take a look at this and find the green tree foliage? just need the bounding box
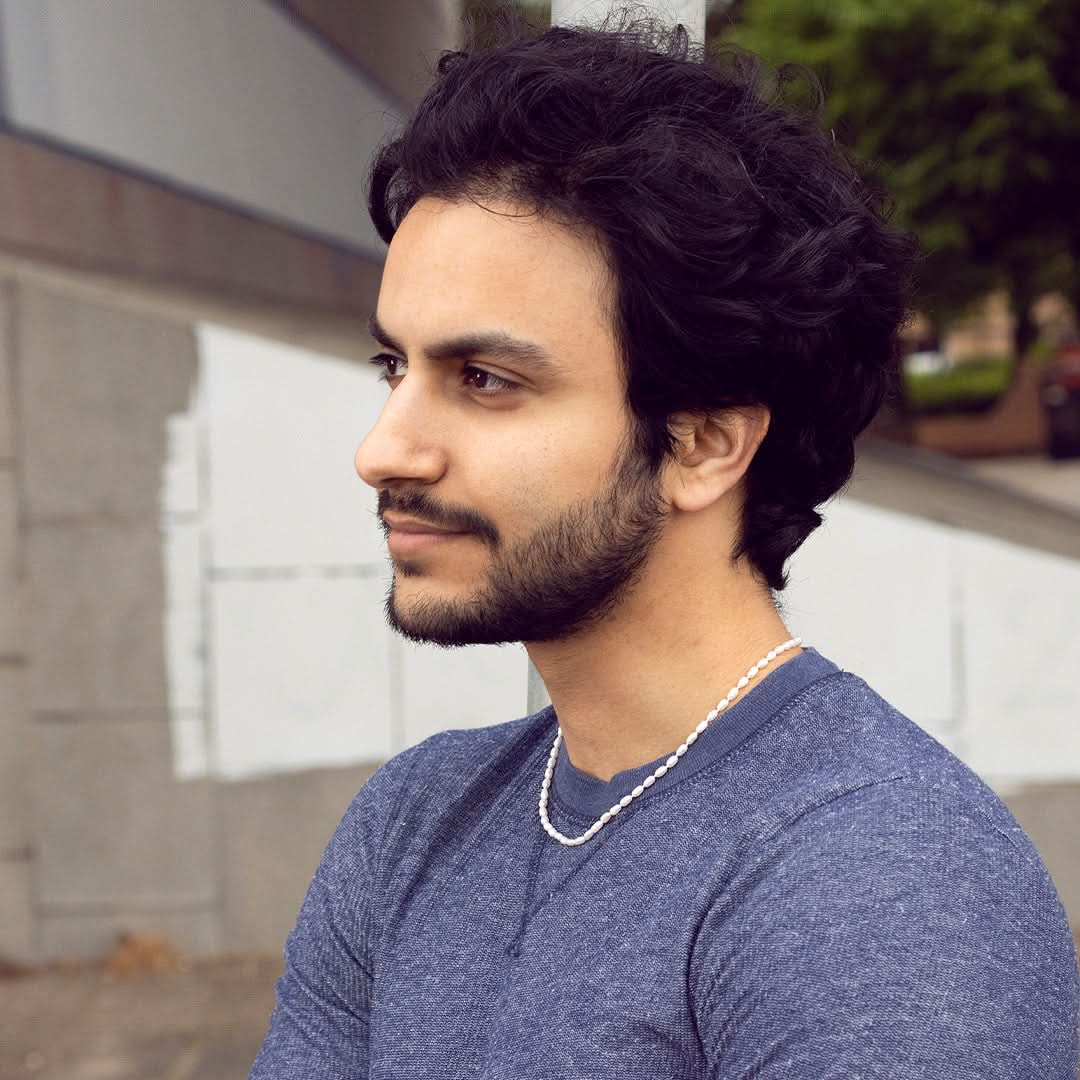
[718,0,1079,355]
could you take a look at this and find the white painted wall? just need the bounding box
[0,0,399,255]
[160,323,1080,792]
[160,323,529,782]
[783,499,959,742]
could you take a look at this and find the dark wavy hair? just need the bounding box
[366,4,917,591]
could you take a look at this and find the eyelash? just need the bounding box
[367,353,519,396]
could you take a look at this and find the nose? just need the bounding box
[354,378,448,491]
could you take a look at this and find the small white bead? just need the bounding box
[727,688,738,701]
[632,784,645,797]
[686,731,698,745]
[609,803,622,815]
[655,765,668,777]
[642,775,656,788]
[749,664,759,677]
[737,675,749,689]
[619,794,633,807]
[696,720,709,734]
[600,811,612,823]
[675,743,688,757]
[767,650,776,660]
[665,754,679,768]
[706,708,719,722]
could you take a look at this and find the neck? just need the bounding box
[525,551,798,784]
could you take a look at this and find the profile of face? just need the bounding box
[353,195,671,648]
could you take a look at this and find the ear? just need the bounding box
[662,405,770,513]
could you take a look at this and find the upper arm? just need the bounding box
[248,743,426,1080]
[691,780,1080,1080]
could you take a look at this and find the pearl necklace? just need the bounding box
[538,636,803,846]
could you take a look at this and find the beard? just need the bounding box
[380,438,669,648]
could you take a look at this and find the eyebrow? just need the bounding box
[367,312,562,380]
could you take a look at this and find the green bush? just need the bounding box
[903,354,1014,413]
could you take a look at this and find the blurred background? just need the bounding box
[0,0,1076,1077]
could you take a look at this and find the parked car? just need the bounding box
[1041,339,1080,459]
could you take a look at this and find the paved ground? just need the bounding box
[967,453,1080,516]
[0,957,280,1080]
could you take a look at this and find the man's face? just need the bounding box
[354,195,670,647]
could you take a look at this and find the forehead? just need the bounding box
[376,195,616,364]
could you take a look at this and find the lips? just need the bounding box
[384,516,465,535]
[386,525,470,557]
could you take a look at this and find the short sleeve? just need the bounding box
[248,742,426,1080]
[690,778,1080,1080]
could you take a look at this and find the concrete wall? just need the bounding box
[0,0,468,964]
[2,267,1079,965]
[0,277,33,966]
[281,0,463,111]
[0,272,530,965]
[0,0,1073,972]
[0,0,402,255]
[6,278,221,960]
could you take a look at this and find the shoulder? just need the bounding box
[750,667,1036,853]
[315,708,552,915]
[352,707,551,805]
[398,708,554,796]
[690,672,1080,1078]
[334,707,554,849]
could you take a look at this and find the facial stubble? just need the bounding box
[383,440,669,648]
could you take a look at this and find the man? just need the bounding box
[250,11,1079,1079]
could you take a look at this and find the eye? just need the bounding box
[461,367,518,395]
[367,353,519,397]
[367,353,404,383]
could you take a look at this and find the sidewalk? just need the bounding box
[0,956,280,1080]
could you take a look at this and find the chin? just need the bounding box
[383,576,494,647]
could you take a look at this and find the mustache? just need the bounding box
[376,494,497,542]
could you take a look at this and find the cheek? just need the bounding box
[466,395,624,518]
[496,440,609,521]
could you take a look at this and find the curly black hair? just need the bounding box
[366,4,918,591]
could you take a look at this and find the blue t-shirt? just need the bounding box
[250,648,1079,1078]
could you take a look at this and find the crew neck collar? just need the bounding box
[543,646,839,821]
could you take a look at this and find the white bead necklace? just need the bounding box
[538,636,803,846]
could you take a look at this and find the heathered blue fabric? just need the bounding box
[250,648,1080,1079]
